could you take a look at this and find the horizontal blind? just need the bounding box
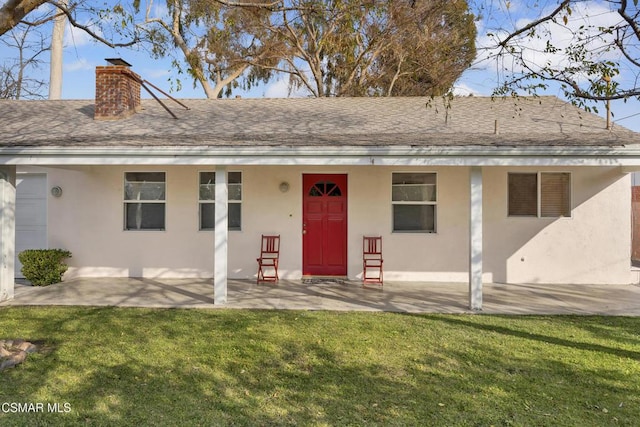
[541,173,570,217]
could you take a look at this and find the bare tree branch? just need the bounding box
[0,23,48,99]
[487,0,640,104]
[497,0,572,48]
[43,0,138,48]
[617,0,640,41]
[2,0,140,48]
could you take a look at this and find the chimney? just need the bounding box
[94,58,141,120]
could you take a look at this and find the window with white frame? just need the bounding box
[508,172,571,217]
[124,172,166,230]
[392,172,437,232]
[199,171,242,231]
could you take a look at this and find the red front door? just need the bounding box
[303,174,348,276]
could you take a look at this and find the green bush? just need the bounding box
[18,249,72,286]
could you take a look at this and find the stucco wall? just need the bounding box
[484,167,633,284]
[19,164,635,285]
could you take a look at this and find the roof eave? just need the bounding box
[2,144,640,167]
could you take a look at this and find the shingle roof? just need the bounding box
[1,96,637,148]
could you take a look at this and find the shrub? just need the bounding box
[18,249,72,286]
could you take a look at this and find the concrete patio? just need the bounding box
[2,278,640,315]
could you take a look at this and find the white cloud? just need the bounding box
[263,79,289,97]
[64,22,100,48]
[139,67,171,80]
[64,58,94,72]
[263,78,310,98]
[452,82,482,96]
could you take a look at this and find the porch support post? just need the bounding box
[0,166,16,303]
[469,166,483,311]
[214,166,228,304]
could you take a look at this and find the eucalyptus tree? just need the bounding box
[0,0,48,36]
[6,0,637,104]
[373,0,477,96]
[136,0,474,98]
[1,0,476,98]
[245,0,476,97]
[139,0,282,98]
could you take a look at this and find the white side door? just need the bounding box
[16,174,48,278]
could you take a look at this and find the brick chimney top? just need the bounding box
[105,58,132,67]
[94,59,141,121]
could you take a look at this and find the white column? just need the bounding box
[214,167,228,304]
[469,166,483,311]
[0,166,16,302]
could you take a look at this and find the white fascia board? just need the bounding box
[2,145,640,166]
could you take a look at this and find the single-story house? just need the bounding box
[1,62,640,310]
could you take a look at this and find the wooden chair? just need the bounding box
[363,236,383,286]
[257,235,280,284]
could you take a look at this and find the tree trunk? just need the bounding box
[198,76,217,99]
[49,0,67,99]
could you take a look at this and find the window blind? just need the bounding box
[541,173,571,217]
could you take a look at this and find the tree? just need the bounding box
[139,0,281,98]
[0,0,48,36]
[477,0,640,108]
[1,1,139,47]
[374,0,477,96]
[0,0,279,99]
[1,0,476,99]
[246,0,476,97]
[135,0,475,98]
[48,0,67,99]
[1,1,148,99]
[0,22,49,99]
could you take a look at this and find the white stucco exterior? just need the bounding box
[17,164,636,286]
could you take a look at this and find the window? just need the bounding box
[308,181,342,197]
[508,172,571,217]
[124,172,166,230]
[392,173,436,232]
[199,171,242,231]
[508,173,537,216]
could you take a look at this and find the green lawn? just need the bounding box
[0,307,639,426]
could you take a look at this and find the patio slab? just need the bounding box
[2,278,640,315]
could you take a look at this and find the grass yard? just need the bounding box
[0,307,639,426]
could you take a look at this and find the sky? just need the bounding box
[1,0,639,131]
